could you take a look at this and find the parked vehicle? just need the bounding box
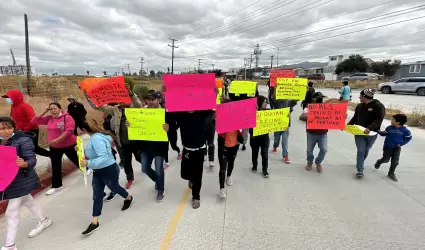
[378,77,425,96]
[342,73,378,81]
[260,74,270,79]
[307,74,325,80]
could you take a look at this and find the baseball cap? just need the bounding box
[145,90,160,99]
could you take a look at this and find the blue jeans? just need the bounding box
[92,163,128,217]
[273,129,289,157]
[354,135,378,173]
[306,132,328,165]
[141,152,165,192]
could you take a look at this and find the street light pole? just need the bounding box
[272,44,280,68]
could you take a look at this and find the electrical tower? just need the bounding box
[270,55,274,69]
[10,49,17,66]
[197,59,202,72]
[127,64,131,75]
[168,38,178,74]
[253,43,262,69]
[140,57,144,76]
[212,64,215,70]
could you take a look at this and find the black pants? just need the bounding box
[377,147,401,174]
[50,145,79,188]
[218,145,239,189]
[92,163,128,217]
[204,123,215,162]
[165,130,181,163]
[30,129,50,157]
[121,142,141,181]
[181,148,206,200]
[250,136,269,171]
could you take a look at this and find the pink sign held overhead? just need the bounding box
[216,98,257,134]
[163,73,216,112]
[0,146,19,192]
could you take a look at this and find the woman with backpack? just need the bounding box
[0,117,52,250]
[31,102,79,195]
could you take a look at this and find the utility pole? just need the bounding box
[24,14,31,96]
[212,64,215,71]
[168,38,178,74]
[197,59,202,73]
[270,55,274,69]
[121,68,124,75]
[127,64,131,75]
[244,58,249,80]
[249,54,253,69]
[140,57,144,76]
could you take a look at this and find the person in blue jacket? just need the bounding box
[0,117,52,250]
[79,119,134,236]
[374,114,412,182]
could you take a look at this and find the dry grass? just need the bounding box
[312,80,383,90]
[324,98,425,129]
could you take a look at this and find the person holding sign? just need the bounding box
[175,110,214,209]
[85,83,142,189]
[304,92,328,173]
[126,91,169,203]
[79,120,134,236]
[249,96,270,178]
[347,89,386,178]
[0,117,52,250]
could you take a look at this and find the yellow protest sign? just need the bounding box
[344,125,377,136]
[276,78,308,100]
[253,108,290,136]
[216,88,223,104]
[229,81,257,96]
[125,108,168,141]
[76,136,87,187]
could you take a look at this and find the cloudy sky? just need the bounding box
[1,0,424,75]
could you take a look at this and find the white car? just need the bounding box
[260,74,270,79]
[378,77,425,96]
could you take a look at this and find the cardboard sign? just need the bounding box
[0,146,19,192]
[253,108,290,136]
[86,76,131,107]
[76,136,87,187]
[270,69,296,87]
[276,78,308,100]
[79,78,106,92]
[216,98,257,134]
[125,108,168,141]
[163,73,216,112]
[307,103,347,129]
[229,81,257,96]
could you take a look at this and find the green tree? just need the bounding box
[156,71,163,78]
[124,76,135,90]
[371,59,401,77]
[103,71,107,76]
[150,70,156,77]
[132,72,138,76]
[335,54,369,74]
[86,70,90,76]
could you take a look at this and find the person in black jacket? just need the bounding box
[67,95,87,135]
[347,89,386,178]
[301,82,315,109]
[175,110,212,209]
[0,117,52,250]
[249,95,270,178]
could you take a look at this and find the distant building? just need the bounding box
[393,61,425,79]
[0,65,36,76]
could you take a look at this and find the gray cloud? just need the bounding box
[0,0,424,75]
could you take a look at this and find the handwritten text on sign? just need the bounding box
[0,146,19,192]
[125,108,168,141]
[307,103,347,129]
[229,81,257,96]
[276,78,308,100]
[270,69,296,87]
[253,108,290,136]
[216,98,257,134]
[86,76,131,107]
[163,73,216,112]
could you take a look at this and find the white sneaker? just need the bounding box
[209,161,215,168]
[28,217,52,238]
[1,245,17,250]
[219,189,227,199]
[46,187,62,195]
[226,176,233,186]
[86,169,92,176]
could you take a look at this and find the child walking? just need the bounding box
[249,95,270,178]
[374,114,412,182]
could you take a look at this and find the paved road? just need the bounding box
[258,85,425,113]
[2,91,425,249]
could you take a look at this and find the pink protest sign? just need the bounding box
[216,98,257,134]
[0,146,19,192]
[163,73,216,112]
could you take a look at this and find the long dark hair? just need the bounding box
[81,119,118,142]
[0,117,16,129]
